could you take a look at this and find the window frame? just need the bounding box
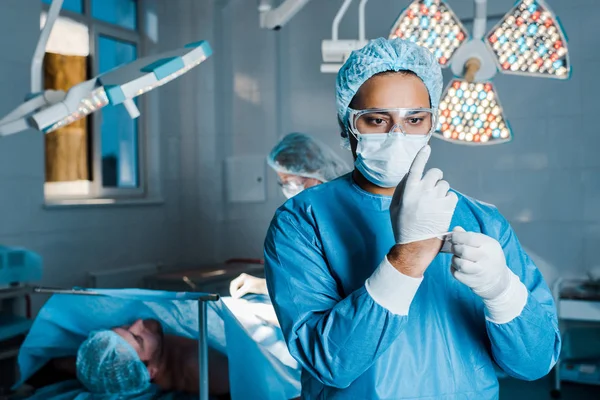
[42,0,149,201]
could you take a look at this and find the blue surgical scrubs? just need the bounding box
[264,173,560,399]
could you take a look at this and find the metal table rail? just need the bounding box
[31,286,219,400]
[144,262,265,294]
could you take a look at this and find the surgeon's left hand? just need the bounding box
[449,227,528,323]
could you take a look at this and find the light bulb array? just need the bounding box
[436,79,512,145]
[389,0,468,67]
[486,0,570,79]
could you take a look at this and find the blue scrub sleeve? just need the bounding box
[485,212,561,381]
[264,210,409,389]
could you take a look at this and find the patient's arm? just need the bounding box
[26,357,77,388]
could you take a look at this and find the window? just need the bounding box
[41,0,145,200]
[97,36,139,188]
[42,0,83,14]
[92,0,137,30]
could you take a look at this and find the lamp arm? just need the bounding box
[32,0,64,93]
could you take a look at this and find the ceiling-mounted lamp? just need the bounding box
[29,42,212,134]
[485,0,570,79]
[438,77,512,145]
[389,0,469,67]
[389,0,570,146]
[436,0,512,145]
[320,0,369,73]
[0,0,212,138]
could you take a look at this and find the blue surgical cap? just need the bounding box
[267,132,351,182]
[76,330,151,395]
[336,38,443,145]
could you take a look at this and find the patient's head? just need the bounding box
[76,319,165,395]
[112,318,165,373]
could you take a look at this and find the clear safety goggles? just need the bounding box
[348,107,438,137]
[277,175,308,187]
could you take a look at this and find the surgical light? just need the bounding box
[389,0,469,67]
[31,83,109,134]
[385,0,570,146]
[437,79,511,145]
[0,0,212,138]
[486,0,570,79]
[30,41,212,134]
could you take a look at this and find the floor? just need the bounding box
[499,376,600,399]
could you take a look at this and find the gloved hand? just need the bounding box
[229,273,268,299]
[449,226,528,323]
[390,145,458,244]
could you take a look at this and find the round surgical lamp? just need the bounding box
[389,0,570,145]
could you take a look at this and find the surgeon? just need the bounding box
[268,131,350,198]
[264,38,560,399]
[230,132,350,299]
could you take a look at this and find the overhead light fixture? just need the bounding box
[30,41,212,134]
[275,0,571,146]
[320,0,369,73]
[389,0,469,67]
[385,0,570,145]
[0,0,212,138]
[438,79,511,145]
[432,0,513,145]
[485,0,570,79]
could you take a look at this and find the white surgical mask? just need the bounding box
[281,181,305,199]
[354,133,431,188]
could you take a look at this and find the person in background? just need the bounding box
[268,132,350,198]
[229,132,351,299]
[264,38,560,399]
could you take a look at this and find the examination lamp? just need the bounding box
[486,0,570,79]
[386,0,570,145]
[0,0,212,138]
[389,0,468,68]
[438,80,511,145]
[30,42,212,133]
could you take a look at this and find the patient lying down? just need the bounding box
[35,318,230,397]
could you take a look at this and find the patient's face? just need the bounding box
[113,318,164,365]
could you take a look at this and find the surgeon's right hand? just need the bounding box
[388,145,458,277]
[229,273,269,298]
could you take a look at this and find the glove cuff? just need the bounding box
[483,270,528,324]
[365,256,423,316]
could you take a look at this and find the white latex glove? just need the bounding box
[390,145,458,244]
[449,226,528,323]
[229,273,268,299]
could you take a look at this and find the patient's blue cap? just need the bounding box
[76,330,151,395]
